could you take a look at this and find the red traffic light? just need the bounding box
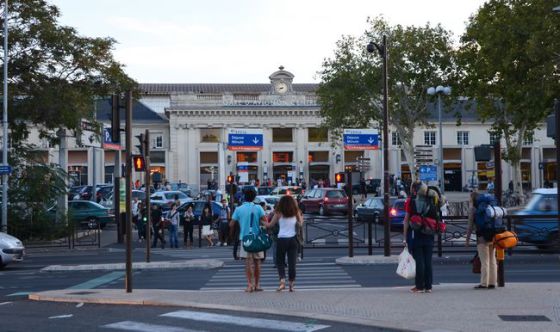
[335,172,346,184]
[132,155,146,172]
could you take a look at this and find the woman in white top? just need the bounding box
[267,195,304,292]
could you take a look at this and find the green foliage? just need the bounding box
[0,0,136,143]
[317,17,456,176]
[458,0,560,161]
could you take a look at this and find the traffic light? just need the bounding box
[335,172,346,184]
[132,155,146,171]
[135,133,145,155]
[227,175,234,184]
[111,94,120,143]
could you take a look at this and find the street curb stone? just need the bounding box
[40,259,224,272]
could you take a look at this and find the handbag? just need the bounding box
[242,208,272,253]
[471,253,481,274]
[396,248,416,279]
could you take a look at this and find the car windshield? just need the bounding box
[326,190,346,198]
[165,192,187,199]
[525,193,557,212]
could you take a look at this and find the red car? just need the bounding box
[299,188,348,216]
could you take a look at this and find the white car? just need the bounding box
[0,232,25,268]
[150,191,193,207]
[255,195,279,211]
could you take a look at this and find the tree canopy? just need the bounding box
[317,17,456,179]
[458,0,560,194]
[0,0,135,143]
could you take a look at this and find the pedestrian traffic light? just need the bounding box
[335,172,346,184]
[135,134,145,155]
[132,155,146,171]
[111,94,120,143]
[227,175,234,184]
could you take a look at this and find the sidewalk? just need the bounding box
[29,282,560,331]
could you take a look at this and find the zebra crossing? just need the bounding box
[102,309,330,332]
[201,261,361,291]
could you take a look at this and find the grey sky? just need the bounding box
[49,0,487,83]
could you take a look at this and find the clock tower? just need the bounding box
[269,66,294,95]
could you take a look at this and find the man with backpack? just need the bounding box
[402,181,443,293]
[465,192,506,289]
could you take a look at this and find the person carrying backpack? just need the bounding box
[465,192,506,289]
[403,181,441,293]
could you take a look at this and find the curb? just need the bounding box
[28,289,421,332]
[40,259,224,272]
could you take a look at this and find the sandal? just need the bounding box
[289,280,295,292]
[276,279,286,292]
[244,286,254,293]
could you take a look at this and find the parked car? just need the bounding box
[271,186,304,200]
[68,185,87,201]
[71,184,113,202]
[49,200,114,229]
[354,197,399,223]
[299,188,348,216]
[385,199,407,228]
[0,232,25,268]
[150,191,193,207]
[257,186,275,196]
[170,182,194,197]
[255,195,279,211]
[515,188,558,250]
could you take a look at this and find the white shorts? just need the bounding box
[201,225,213,237]
[238,245,264,259]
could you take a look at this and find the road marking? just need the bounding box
[6,291,30,296]
[76,302,84,308]
[0,301,12,305]
[161,310,330,331]
[199,284,361,291]
[67,271,125,290]
[102,321,204,332]
[49,314,73,319]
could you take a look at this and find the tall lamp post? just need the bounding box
[2,1,8,233]
[367,35,390,257]
[427,86,451,194]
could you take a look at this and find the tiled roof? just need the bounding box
[95,98,168,123]
[139,83,318,94]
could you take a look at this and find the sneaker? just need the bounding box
[410,287,424,293]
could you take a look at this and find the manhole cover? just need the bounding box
[67,291,97,295]
[498,315,551,322]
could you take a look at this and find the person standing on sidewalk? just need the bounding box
[402,181,435,293]
[230,187,267,292]
[168,202,180,248]
[266,195,303,292]
[151,204,165,249]
[465,192,497,289]
[183,204,195,248]
[201,205,214,247]
[217,199,231,246]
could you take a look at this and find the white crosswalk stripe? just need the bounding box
[201,262,360,291]
[102,321,204,332]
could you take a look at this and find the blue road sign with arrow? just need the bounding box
[0,165,12,175]
[343,129,379,150]
[418,165,437,182]
[227,129,264,151]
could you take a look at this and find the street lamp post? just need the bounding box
[2,0,8,233]
[427,86,451,194]
[367,35,390,257]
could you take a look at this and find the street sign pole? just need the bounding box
[125,91,133,293]
[346,170,353,258]
[144,130,151,263]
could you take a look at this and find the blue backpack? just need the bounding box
[474,194,507,241]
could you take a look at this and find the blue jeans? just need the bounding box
[168,224,178,248]
[412,239,434,290]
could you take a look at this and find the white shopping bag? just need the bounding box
[396,248,416,280]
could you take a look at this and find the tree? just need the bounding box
[458,0,560,199]
[317,17,456,182]
[0,0,135,143]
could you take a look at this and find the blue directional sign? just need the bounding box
[0,165,12,175]
[103,128,121,150]
[418,165,437,182]
[228,129,263,151]
[343,129,379,150]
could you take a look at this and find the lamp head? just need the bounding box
[427,87,436,95]
[367,42,375,54]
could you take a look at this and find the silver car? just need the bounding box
[0,232,25,268]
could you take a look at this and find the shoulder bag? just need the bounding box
[242,207,272,253]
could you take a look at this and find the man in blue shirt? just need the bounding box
[230,187,266,292]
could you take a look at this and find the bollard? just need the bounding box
[497,248,505,287]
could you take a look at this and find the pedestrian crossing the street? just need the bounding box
[102,309,330,332]
[201,262,360,291]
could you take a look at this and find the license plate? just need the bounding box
[334,204,346,208]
